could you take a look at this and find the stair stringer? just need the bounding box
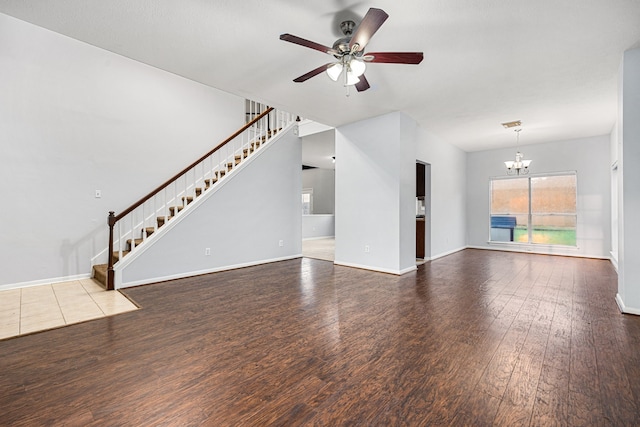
[113,125,302,289]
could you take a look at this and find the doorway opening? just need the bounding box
[300,122,336,262]
[416,161,431,261]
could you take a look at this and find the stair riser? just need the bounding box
[92,265,108,288]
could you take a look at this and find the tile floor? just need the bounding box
[302,237,427,265]
[302,237,335,262]
[0,279,138,340]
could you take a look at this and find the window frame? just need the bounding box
[302,188,313,215]
[489,171,578,247]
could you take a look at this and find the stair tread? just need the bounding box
[112,250,131,262]
[126,238,144,250]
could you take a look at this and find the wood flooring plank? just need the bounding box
[591,317,639,425]
[450,390,502,426]
[493,297,553,426]
[531,364,570,426]
[474,296,534,400]
[611,317,640,410]
[567,265,606,426]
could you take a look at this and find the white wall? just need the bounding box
[302,168,335,214]
[0,13,244,288]
[302,215,334,239]
[399,114,418,271]
[119,130,302,287]
[466,135,611,258]
[616,47,640,314]
[335,112,416,275]
[416,128,467,259]
[610,127,619,268]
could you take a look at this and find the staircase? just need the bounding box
[92,105,296,290]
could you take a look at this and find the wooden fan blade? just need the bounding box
[349,8,389,52]
[280,34,340,56]
[355,75,370,92]
[293,63,334,83]
[364,52,424,64]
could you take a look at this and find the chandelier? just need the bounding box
[504,128,531,175]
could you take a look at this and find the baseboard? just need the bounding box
[616,293,640,316]
[302,236,335,241]
[333,261,417,276]
[429,246,466,261]
[610,252,618,272]
[0,273,92,291]
[466,245,609,260]
[398,265,418,275]
[118,255,303,289]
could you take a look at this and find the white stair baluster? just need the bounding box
[117,221,122,262]
[130,214,135,250]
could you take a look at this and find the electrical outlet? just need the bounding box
[205,248,211,256]
[364,245,370,253]
[95,190,101,198]
[279,240,284,247]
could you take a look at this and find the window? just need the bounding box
[490,173,577,246]
[302,188,313,215]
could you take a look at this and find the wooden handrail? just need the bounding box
[114,107,274,222]
[107,106,275,290]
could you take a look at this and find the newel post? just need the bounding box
[107,211,116,291]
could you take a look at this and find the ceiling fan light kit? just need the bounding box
[279,8,423,95]
[349,58,366,76]
[326,63,343,81]
[345,69,361,86]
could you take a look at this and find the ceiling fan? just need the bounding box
[279,8,423,94]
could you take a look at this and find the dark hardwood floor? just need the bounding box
[1,249,639,426]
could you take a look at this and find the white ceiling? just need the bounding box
[301,129,336,170]
[1,0,639,152]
